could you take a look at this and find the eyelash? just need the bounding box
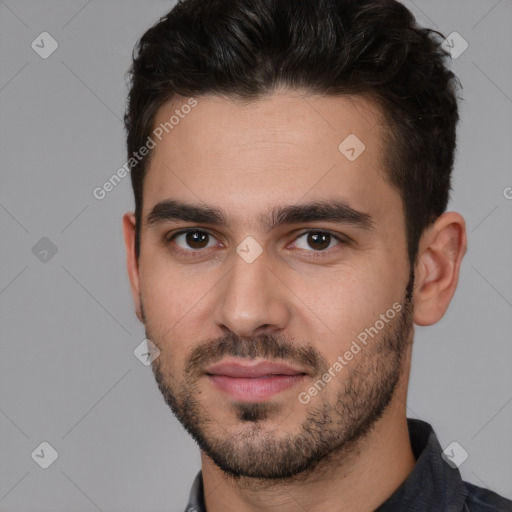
[164,228,348,258]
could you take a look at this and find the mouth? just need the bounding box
[204,359,308,402]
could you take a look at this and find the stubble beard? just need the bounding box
[144,275,414,481]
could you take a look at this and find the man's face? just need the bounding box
[131,91,415,479]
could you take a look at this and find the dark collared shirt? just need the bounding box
[184,419,512,511]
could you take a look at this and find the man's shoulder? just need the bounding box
[464,481,512,511]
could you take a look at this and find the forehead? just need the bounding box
[142,90,401,231]
[151,90,384,157]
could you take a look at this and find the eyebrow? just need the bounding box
[145,199,375,232]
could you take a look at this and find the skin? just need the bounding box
[123,90,467,512]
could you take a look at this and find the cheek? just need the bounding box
[295,273,367,332]
[138,256,221,341]
[138,258,187,325]
[290,265,402,355]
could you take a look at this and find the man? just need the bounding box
[122,0,512,510]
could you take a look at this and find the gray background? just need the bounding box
[0,0,511,510]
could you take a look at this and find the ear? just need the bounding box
[413,211,467,326]
[122,212,144,323]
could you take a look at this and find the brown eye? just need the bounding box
[307,232,331,250]
[294,231,342,252]
[184,231,209,249]
[169,230,217,251]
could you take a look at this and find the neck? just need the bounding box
[201,359,416,512]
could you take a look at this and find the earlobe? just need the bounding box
[412,212,467,326]
[122,212,144,323]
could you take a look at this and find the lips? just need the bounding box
[205,359,307,378]
[205,359,308,401]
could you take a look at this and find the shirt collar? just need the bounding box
[185,418,469,512]
[375,418,468,511]
[186,465,206,512]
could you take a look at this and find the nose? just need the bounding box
[213,246,291,338]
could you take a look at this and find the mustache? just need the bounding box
[184,333,329,379]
